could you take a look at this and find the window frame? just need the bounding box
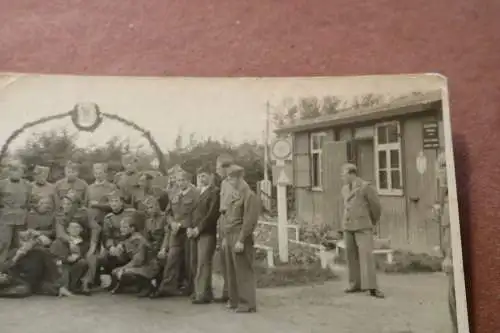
[310,132,327,191]
[374,121,403,196]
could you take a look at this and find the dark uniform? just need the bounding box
[223,165,260,313]
[114,155,142,208]
[155,183,199,296]
[0,170,32,264]
[192,181,220,303]
[25,206,56,241]
[88,163,118,231]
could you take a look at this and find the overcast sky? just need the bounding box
[0,74,445,154]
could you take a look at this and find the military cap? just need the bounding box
[33,165,50,175]
[65,160,80,170]
[197,163,213,175]
[217,153,234,164]
[342,163,358,174]
[107,190,124,201]
[168,164,183,175]
[226,164,245,178]
[121,154,139,165]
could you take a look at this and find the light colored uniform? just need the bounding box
[341,177,381,290]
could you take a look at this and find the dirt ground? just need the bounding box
[0,272,452,333]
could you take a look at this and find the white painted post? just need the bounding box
[276,159,289,263]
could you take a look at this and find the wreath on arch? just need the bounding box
[70,102,103,132]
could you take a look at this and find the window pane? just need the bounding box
[378,150,387,169]
[377,126,387,144]
[379,170,388,189]
[390,149,400,168]
[387,124,399,143]
[391,170,402,189]
[312,154,320,187]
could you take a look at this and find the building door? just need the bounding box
[322,141,348,232]
[356,139,375,183]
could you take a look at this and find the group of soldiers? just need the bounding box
[0,153,260,314]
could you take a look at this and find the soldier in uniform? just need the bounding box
[114,154,142,208]
[435,151,458,333]
[341,163,384,298]
[25,196,56,246]
[190,164,221,304]
[99,190,138,286]
[151,170,199,298]
[88,163,117,230]
[139,195,169,297]
[222,165,260,313]
[0,160,32,264]
[213,154,240,303]
[110,216,155,295]
[54,192,99,295]
[55,161,89,209]
[30,165,58,209]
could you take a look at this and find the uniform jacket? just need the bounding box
[219,178,248,214]
[55,207,99,246]
[88,180,117,205]
[143,213,169,254]
[30,182,58,209]
[193,185,220,236]
[0,178,32,226]
[168,185,199,229]
[102,208,137,249]
[223,183,261,243]
[120,232,150,268]
[341,177,382,231]
[55,177,89,207]
[25,210,56,239]
[114,171,142,206]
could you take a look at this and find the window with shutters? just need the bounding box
[310,132,326,190]
[375,122,403,195]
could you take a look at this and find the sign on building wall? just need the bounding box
[422,121,440,149]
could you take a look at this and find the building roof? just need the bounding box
[275,90,442,134]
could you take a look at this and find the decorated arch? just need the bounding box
[0,102,167,175]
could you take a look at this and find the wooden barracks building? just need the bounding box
[274,90,445,254]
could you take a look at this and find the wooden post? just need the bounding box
[276,159,289,263]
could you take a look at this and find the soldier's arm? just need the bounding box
[81,182,90,208]
[102,214,114,249]
[160,216,170,251]
[124,239,147,268]
[197,189,221,234]
[364,185,382,224]
[238,191,261,243]
[55,215,71,243]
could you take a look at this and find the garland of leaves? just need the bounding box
[0,110,167,176]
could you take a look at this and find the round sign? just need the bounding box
[71,102,103,132]
[416,151,427,175]
[271,137,292,160]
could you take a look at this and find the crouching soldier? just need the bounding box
[50,221,91,295]
[25,196,56,247]
[139,196,169,297]
[0,230,72,298]
[108,217,153,295]
[55,192,100,295]
[223,165,260,313]
[151,170,199,298]
[99,191,138,286]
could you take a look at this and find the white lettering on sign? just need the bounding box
[416,151,427,175]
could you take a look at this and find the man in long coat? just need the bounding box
[0,160,32,264]
[223,165,260,313]
[190,164,220,304]
[341,163,384,298]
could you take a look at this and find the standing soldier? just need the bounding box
[190,164,220,304]
[151,170,199,298]
[436,151,457,333]
[55,161,89,209]
[0,160,32,264]
[30,165,58,209]
[341,163,384,298]
[88,163,117,227]
[114,154,142,208]
[223,165,260,313]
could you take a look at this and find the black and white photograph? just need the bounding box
[0,74,467,333]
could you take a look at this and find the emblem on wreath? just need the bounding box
[70,102,103,132]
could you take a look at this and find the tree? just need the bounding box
[299,97,321,119]
[320,96,342,115]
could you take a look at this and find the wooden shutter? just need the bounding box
[293,133,311,188]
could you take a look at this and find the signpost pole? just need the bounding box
[276,159,289,263]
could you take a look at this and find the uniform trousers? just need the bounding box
[344,229,377,290]
[193,233,216,300]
